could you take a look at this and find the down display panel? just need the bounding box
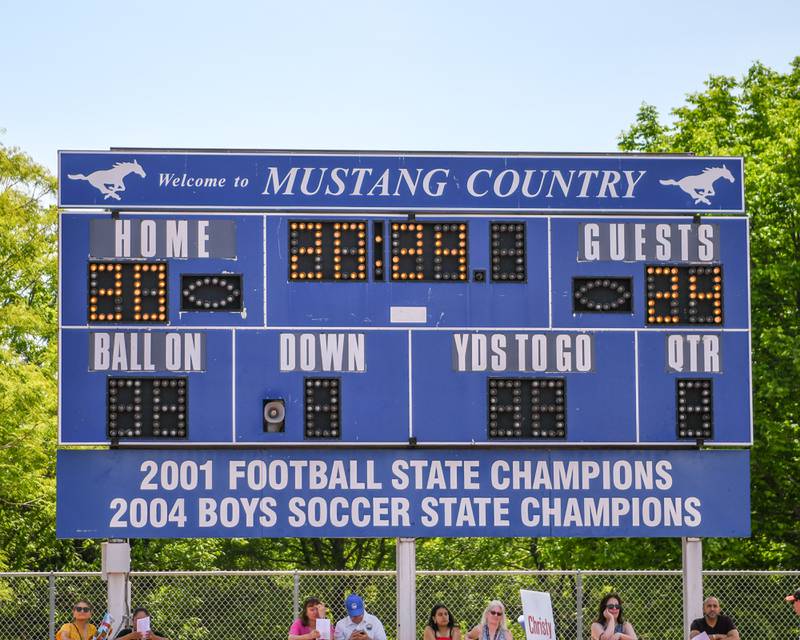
[60,213,751,446]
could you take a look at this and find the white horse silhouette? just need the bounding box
[68,160,146,201]
[659,165,735,205]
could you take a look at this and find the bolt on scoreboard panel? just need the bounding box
[60,210,751,447]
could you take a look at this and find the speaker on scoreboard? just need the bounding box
[262,399,286,433]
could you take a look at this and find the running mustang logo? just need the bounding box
[659,165,735,205]
[67,160,146,201]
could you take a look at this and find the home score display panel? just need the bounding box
[59,213,751,447]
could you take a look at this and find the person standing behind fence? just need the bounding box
[334,594,387,640]
[466,600,510,640]
[689,596,739,640]
[56,601,97,640]
[424,604,462,640]
[787,588,800,614]
[114,607,168,640]
[590,593,636,640]
[290,597,324,640]
[786,588,800,635]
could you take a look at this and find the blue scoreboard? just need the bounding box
[56,151,751,538]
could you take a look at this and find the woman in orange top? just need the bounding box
[56,601,98,640]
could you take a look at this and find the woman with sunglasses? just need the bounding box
[56,601,97,640]
[423,603,462,640]
[591,593,637,640]
[466,600,509,640]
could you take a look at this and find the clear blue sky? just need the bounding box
[2,1,798,173]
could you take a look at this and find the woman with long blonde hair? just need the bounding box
[466,601,510,640]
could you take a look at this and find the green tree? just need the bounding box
[128,537,395,571]
[0,144,99,570]
[617,58,800,568]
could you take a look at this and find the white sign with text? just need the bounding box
[520,590,557,640]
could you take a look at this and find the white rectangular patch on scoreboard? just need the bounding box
[390,306,427,323]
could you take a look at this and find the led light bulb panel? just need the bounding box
[181,274,243,311]
[289,221,368,281]
[107,377,187,439]
[573,277,633,313]
[490,222,527,282]
[488,378,567,440]
[372,221,385,281]
[88,261,168,323]
[389,222,468,282]
[676,379,713,439]
[646,265,723,325]
[304,378,341,439]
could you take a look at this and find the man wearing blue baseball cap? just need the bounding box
[333,594,386,640]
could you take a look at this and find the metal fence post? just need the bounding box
[49,572,56,640]
[293,570,300,618]
[682,537,703,639]
[102,540,131,635]
[575,571,583,640]
[396,538,416,640]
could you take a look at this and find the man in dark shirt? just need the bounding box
[115,607,167,640]
[689,596,739,640]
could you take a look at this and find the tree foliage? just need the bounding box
[617,58,800,568]
[0,144,100,570]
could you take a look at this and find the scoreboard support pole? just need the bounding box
[101,540,131,633]
[396,537,416,640]
[682,537,704,635]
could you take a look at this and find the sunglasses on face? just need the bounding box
[489,611,503,616]
[74,607,91,613]
[606,604,620,610]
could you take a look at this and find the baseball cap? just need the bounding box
[785,589,800,603]
[346,594,365,617]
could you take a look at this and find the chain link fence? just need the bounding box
[1,570,798,640]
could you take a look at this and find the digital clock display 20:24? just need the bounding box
[287,219,527,283]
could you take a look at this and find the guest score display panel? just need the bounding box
[59,213,751,447]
